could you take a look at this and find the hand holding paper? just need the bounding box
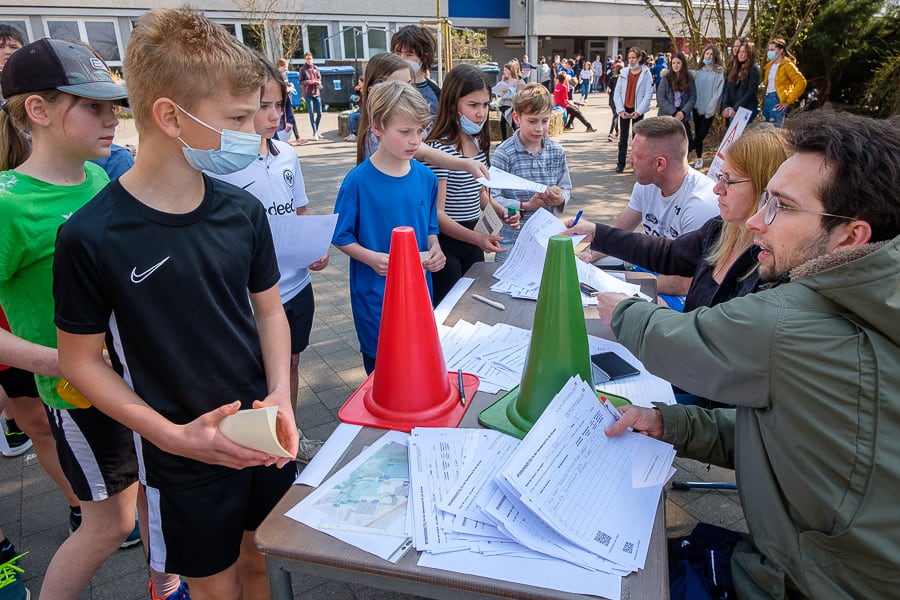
[218,405,295,460]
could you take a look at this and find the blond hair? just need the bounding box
[367,80,431,134]
[124,8,265,133]
[707,129,791,269]
[512,82,553,115]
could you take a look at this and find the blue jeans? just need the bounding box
[762,92,786,127]
[580,79,590,99]
[348,110,360,135]
[304,95,323,135]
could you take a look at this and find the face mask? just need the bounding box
[766,50,777,61]
[404,59,420,74]
[459,114,484,135]
[176,105,261,175]
[702,58,713,65]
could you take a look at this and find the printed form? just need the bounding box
[498,377,675,570]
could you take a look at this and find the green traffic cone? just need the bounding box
[479,235,593,438]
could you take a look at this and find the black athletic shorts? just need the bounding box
[0,367,39,398]
[146,462,297,577]
[46,404,139,502]
[283,284,315,355]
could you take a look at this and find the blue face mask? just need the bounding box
[176,105,261,175]
[702,58,713,65]
[766,50,777,61]
[459,114,484,135]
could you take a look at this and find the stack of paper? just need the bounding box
[438,315,676,404]
[438,319,530,393]
[286,377,675,598]
[490,208,644,304]
[409,376,676,598]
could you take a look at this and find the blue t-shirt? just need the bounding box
[88,144,134,179]
[332,159,439,357]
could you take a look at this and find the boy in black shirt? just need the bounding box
[54,9,298,598]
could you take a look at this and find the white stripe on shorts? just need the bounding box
[57,409,109,501]
[146,485,168,573]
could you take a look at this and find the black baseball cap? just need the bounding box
[0,38,126,100]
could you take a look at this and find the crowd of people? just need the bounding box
[0,13,897,600]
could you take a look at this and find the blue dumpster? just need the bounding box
[318,65,356,107]
[285,70,301,105]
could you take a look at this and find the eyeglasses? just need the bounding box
[714,172,752,188]
[761,191,856,226]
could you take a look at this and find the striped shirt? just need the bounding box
[426,140,486,222]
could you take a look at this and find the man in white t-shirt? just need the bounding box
[582,116,718,297]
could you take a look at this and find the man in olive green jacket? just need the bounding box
[597,111,900,599]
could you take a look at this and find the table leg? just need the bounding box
[266,557,293,600]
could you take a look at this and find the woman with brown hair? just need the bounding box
[721,41,761,125]
[656,51,696,156]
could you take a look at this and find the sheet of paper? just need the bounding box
[285,430,412,562]
[477,166,548,194]
[588,337,676,406]
[433,277,474,326]
[295,423,363,487]
[497,376,674,570]
[474,205,504,236]
[268,212,338,268]
[418,548,623,600]
[575,259,644,297]
[217,406,293,458]
[408,428,473,553]
[440,320,529,393]
[493,208,566,285]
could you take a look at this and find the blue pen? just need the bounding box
[572,210,584,227]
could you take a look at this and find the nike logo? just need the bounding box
[130,257,170,283]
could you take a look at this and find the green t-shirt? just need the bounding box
[0,163,110,408]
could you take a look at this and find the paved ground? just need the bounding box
[1,95,744,599]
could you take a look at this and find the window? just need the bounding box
[221,23,236,36]
[44,19,123,65]
[306,24,329,60]
[366,27,388,57]
[85,22,120,61]
[240,24,264,52]
[47,20,79,42]
[0,20,29,44]
[342,26,364,60]
[340,24,390,60]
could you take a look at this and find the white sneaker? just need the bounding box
[314,133,322,141]
[694,157,704,170]
[344,133,357,142]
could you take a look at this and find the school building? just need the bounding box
[2,1,732,76]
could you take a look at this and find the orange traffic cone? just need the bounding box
[338,226,479,431]
[479,235,592,438]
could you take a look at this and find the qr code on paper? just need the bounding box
[594,530,612,546]
[623,541,634,554]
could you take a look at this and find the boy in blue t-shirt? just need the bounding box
[332,80,444,374]
[53,9,298,597]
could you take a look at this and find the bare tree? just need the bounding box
[232,0,306,61]
[641,0,821,65]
